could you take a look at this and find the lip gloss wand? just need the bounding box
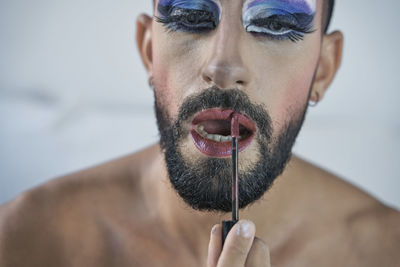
[222,114,240,245]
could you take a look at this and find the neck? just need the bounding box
[141,144,307,258]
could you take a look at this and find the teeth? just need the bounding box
[206,134,232,142]
[197,125,240,143]
[213,135,222,142]
[221,136,232,142]
[198,125,208,136]
[206,134,214,140]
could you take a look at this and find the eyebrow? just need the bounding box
[244,0,316,15]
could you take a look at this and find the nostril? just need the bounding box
[236,80,244,85]
[204,75,212,82]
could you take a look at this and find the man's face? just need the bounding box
[150,0,323,211]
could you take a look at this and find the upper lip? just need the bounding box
[191,108,257,134]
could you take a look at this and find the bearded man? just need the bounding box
[0,0,399,266]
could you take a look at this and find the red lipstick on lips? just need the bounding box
[190,108,256,157]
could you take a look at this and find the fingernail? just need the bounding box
[211,225,218,235]
[236,221,253,238]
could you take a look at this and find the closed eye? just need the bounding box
[156,7,218,33]
[156,0,220,34]
[243,9,315,43]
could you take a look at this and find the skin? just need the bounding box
[1,0,400,266]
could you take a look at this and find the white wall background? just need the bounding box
[0,1,399,208]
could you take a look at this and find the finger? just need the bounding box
[217,220,255,267]
[245,237,271,267]
[207,224,223,267]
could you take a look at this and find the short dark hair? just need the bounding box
[152,0,335,33]
[324,0,335,33]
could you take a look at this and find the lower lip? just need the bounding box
[190,129,255,157]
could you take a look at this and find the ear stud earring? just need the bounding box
[309,91,320,107]
[148,76,155,91]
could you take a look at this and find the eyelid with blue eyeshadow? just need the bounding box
[157,0,221,17]
[243,0,315,42]
[156,0,221,33]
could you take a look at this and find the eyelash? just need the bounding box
[246,17,315,43]
[156,8,218,33]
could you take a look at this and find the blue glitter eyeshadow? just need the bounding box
[243,0,315,42]
[157,0,220,19]
[156,0,220,33]
[247,0,314,15]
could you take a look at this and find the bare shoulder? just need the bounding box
[289,156,400,266]
[0,183,68,266]
[0,146,157,266]
[289,156,392,209]
[345,203,400,266]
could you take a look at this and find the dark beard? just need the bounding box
[155,87,307,212]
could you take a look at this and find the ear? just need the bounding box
[311,31,344,102]
[136,14,154,77]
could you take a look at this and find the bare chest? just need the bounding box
[63,217,386,267]
[78,222,204,267]
[89,224,351,267]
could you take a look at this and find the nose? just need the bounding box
[201,18,250,89]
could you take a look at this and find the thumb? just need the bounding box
[217,220,255,267]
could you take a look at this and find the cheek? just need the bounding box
[270,67,314,132]
[253,42,320,134]
[152,58,177,118]
[152,27,205,119]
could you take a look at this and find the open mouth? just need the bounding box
[190,108,256,157]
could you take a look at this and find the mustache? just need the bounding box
[175,86,272,139]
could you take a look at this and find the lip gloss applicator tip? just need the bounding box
[231,113,240,138]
